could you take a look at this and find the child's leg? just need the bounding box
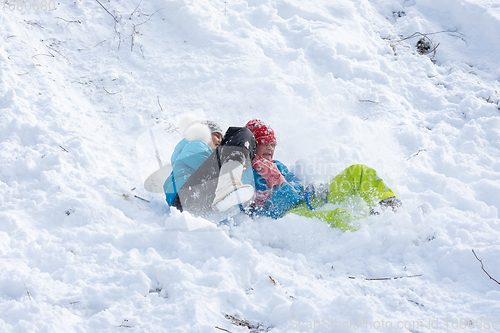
[288,164,397,230]
[288,204,357,231]
[327,164,396,208]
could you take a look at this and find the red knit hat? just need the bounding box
[245,119,277,146]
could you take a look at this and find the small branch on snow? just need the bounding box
[268,276,295,299]
[157,96,164,112]
[269,275,278,285]
[135,7,166,27]
[116,319,134,328]
[407,149,426,161]
[94,40,106,48]
[131,24,137,52]
[56,17,81,24]
[392,31,448,60]
[215,327,232,333]
[59,145,69,152]
[472,249,500,286]
[32,53,55,59]
[359,99,379,104]
[46,44,69,62]
[103,87,121,95]
[397,30,466,44]
[115,193,142,210]
[117,31,122,51]
[407,299,424,307]
[223,313,270,332]
[24,284,32,301]
[134,195,150,203]
[129,0,143,20]
[349,274,422,281]
[95,0,118,23]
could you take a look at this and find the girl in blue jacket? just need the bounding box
[164,119,257,218]
[244,119,402,230]
[163,120,223,206]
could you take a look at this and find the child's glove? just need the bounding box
[305,181,329,202]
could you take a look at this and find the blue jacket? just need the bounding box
[163,139,213,205]
[250,160,306,219]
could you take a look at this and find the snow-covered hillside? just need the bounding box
[1,0,499,332]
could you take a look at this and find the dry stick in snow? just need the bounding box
[397,30,466,44]
[131,25,137,52]
[129,0,143,19]
[135,7,165,27]
[472,249,500,286]
[157,96,164,112]
[32,52,55,58]
[269,276,278,285]
[47,45,69,62]
[95,0,118,23]
[407,149,426,161]
[24,284,32,301]
[56,17,81,24]
[94,40,106,48]
[349,274,422,281]
[116,319,134,328]
[134,195,150,203]
[215,327,232,333]
[103,87,121,95]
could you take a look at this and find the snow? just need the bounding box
[1,0,499,332]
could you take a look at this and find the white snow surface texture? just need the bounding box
[1,0,500,332]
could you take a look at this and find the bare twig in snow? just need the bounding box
[116,319,134,328]
[223,313,271,332]
[95,0,118,23]
[129,0,143,19]
[103,87,121,95]
[115,193,141,210]
[472,249,500,286]
[215,327,232,333]
[25,20,44,29]
[269,276,278,285]
[117,31,122,50]
[56,17,81,24]
[46,45,69,62]
[94,40,106,48]
[131,24,137,52]
[157,96,164,112]
[59,145,69,152]
[349,274,422,281]
[134,195,150,203]
[24,284,32,301]
[407,149,427,161]
[359,99,379,104]
[392,30,465,59]
[135,7,166,26]
[32,52,55,58]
